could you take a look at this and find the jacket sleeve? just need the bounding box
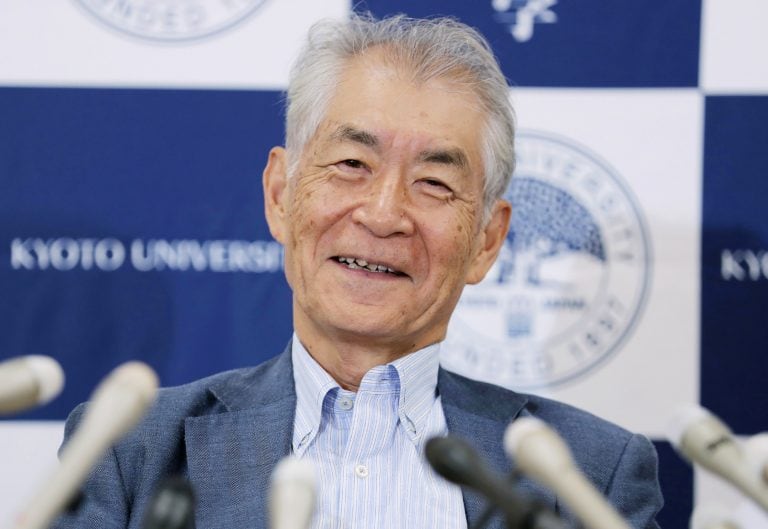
[604,433,664,529]
[48,403,130,529]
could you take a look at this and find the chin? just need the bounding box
[330,317,406,341]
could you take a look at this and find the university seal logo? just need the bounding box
[492,0,558,43]
[443,131,652,389]
[75,0,268,42]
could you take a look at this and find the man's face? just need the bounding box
[264,53,510,354]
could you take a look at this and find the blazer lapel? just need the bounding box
[438,368,557,529]
[185,350,296,529]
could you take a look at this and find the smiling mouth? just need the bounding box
[334,256,407,276]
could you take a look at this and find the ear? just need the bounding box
[466,199,512,285]
[262,146,290,244]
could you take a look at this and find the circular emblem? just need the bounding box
[443,131,652,389]
[75,0,268,42]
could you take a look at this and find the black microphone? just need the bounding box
[425,435,566,529]
[141,476,196,529]
[472,474,522,529]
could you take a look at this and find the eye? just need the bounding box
[420,178,453,193]
[331,159,371,177]
[329,159,370,181]
[340,159,365,169]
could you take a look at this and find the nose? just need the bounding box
[351,170,415,238]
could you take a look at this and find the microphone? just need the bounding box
[269,456,316,529]
[503,417,632,529]
[0,355,64,415]
[666,405,768,513]
[13,361,159,529]
[141,476,196,529]
[425,435,566,529]
[745,433,768,485]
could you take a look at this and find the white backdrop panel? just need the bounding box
[700,0,768,93]
[0,422,65,525]
[0,0,349,89]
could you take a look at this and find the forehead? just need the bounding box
[313,53,487,167]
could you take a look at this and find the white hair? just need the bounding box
[285,13,515,221]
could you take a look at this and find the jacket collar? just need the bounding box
[438,368,557,529]
[184,346,296,529]
[207,344,295,411]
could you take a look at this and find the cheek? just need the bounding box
[424,216,477,278]
[448,205,480,255]
[288,177,329,236]
[285,176,351,259]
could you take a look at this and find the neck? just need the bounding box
[294,314,441,391]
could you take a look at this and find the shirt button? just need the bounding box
[338,396,354,410]
[354,464,369,478]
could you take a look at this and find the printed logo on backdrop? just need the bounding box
[492,0,558,42]
[443,131,652,389]
[721,249,768,281]
[9,238,283,273]
[75,0,269,42]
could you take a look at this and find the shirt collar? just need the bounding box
[389,342,441,444]
[291,333,441,453]
[291,334,339,456]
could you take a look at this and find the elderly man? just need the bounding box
[54,14,662,529]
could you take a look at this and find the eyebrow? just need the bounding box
[417,148,469,171]
[330,125,379,149]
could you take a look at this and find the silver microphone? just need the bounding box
[666,405,768,514]
[0,355,64,415]
[13,361,159,529]
[745,433,768,486]
[269,456,316,529]
[504,417,632,529]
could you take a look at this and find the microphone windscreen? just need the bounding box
[269,456,316,529]
[13,361,158,529]
[425,436,485,488]
[142,476,196,529]
[25,355,65,404]
[666,404,715,452]
[745,434,768,484]
[504,417,633,529]
[0,355,64,415]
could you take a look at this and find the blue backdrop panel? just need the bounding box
[701,95,768,434]
[653,440,693,529]
[357,0,701,87]
[0,87,293,420]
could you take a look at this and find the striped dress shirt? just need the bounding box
[291,335,468,529]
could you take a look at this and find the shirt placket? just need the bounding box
[337,383,398,529]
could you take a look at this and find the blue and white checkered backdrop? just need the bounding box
[2,1,767,527]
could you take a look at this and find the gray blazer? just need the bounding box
[53,349,662,529]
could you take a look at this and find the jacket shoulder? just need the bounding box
[439,369,653,492]
[60,355,289,491]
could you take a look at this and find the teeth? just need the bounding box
[336,256,397,274]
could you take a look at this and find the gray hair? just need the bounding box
[285,13,515,221]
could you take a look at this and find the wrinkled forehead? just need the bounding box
[312,52,487,160]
